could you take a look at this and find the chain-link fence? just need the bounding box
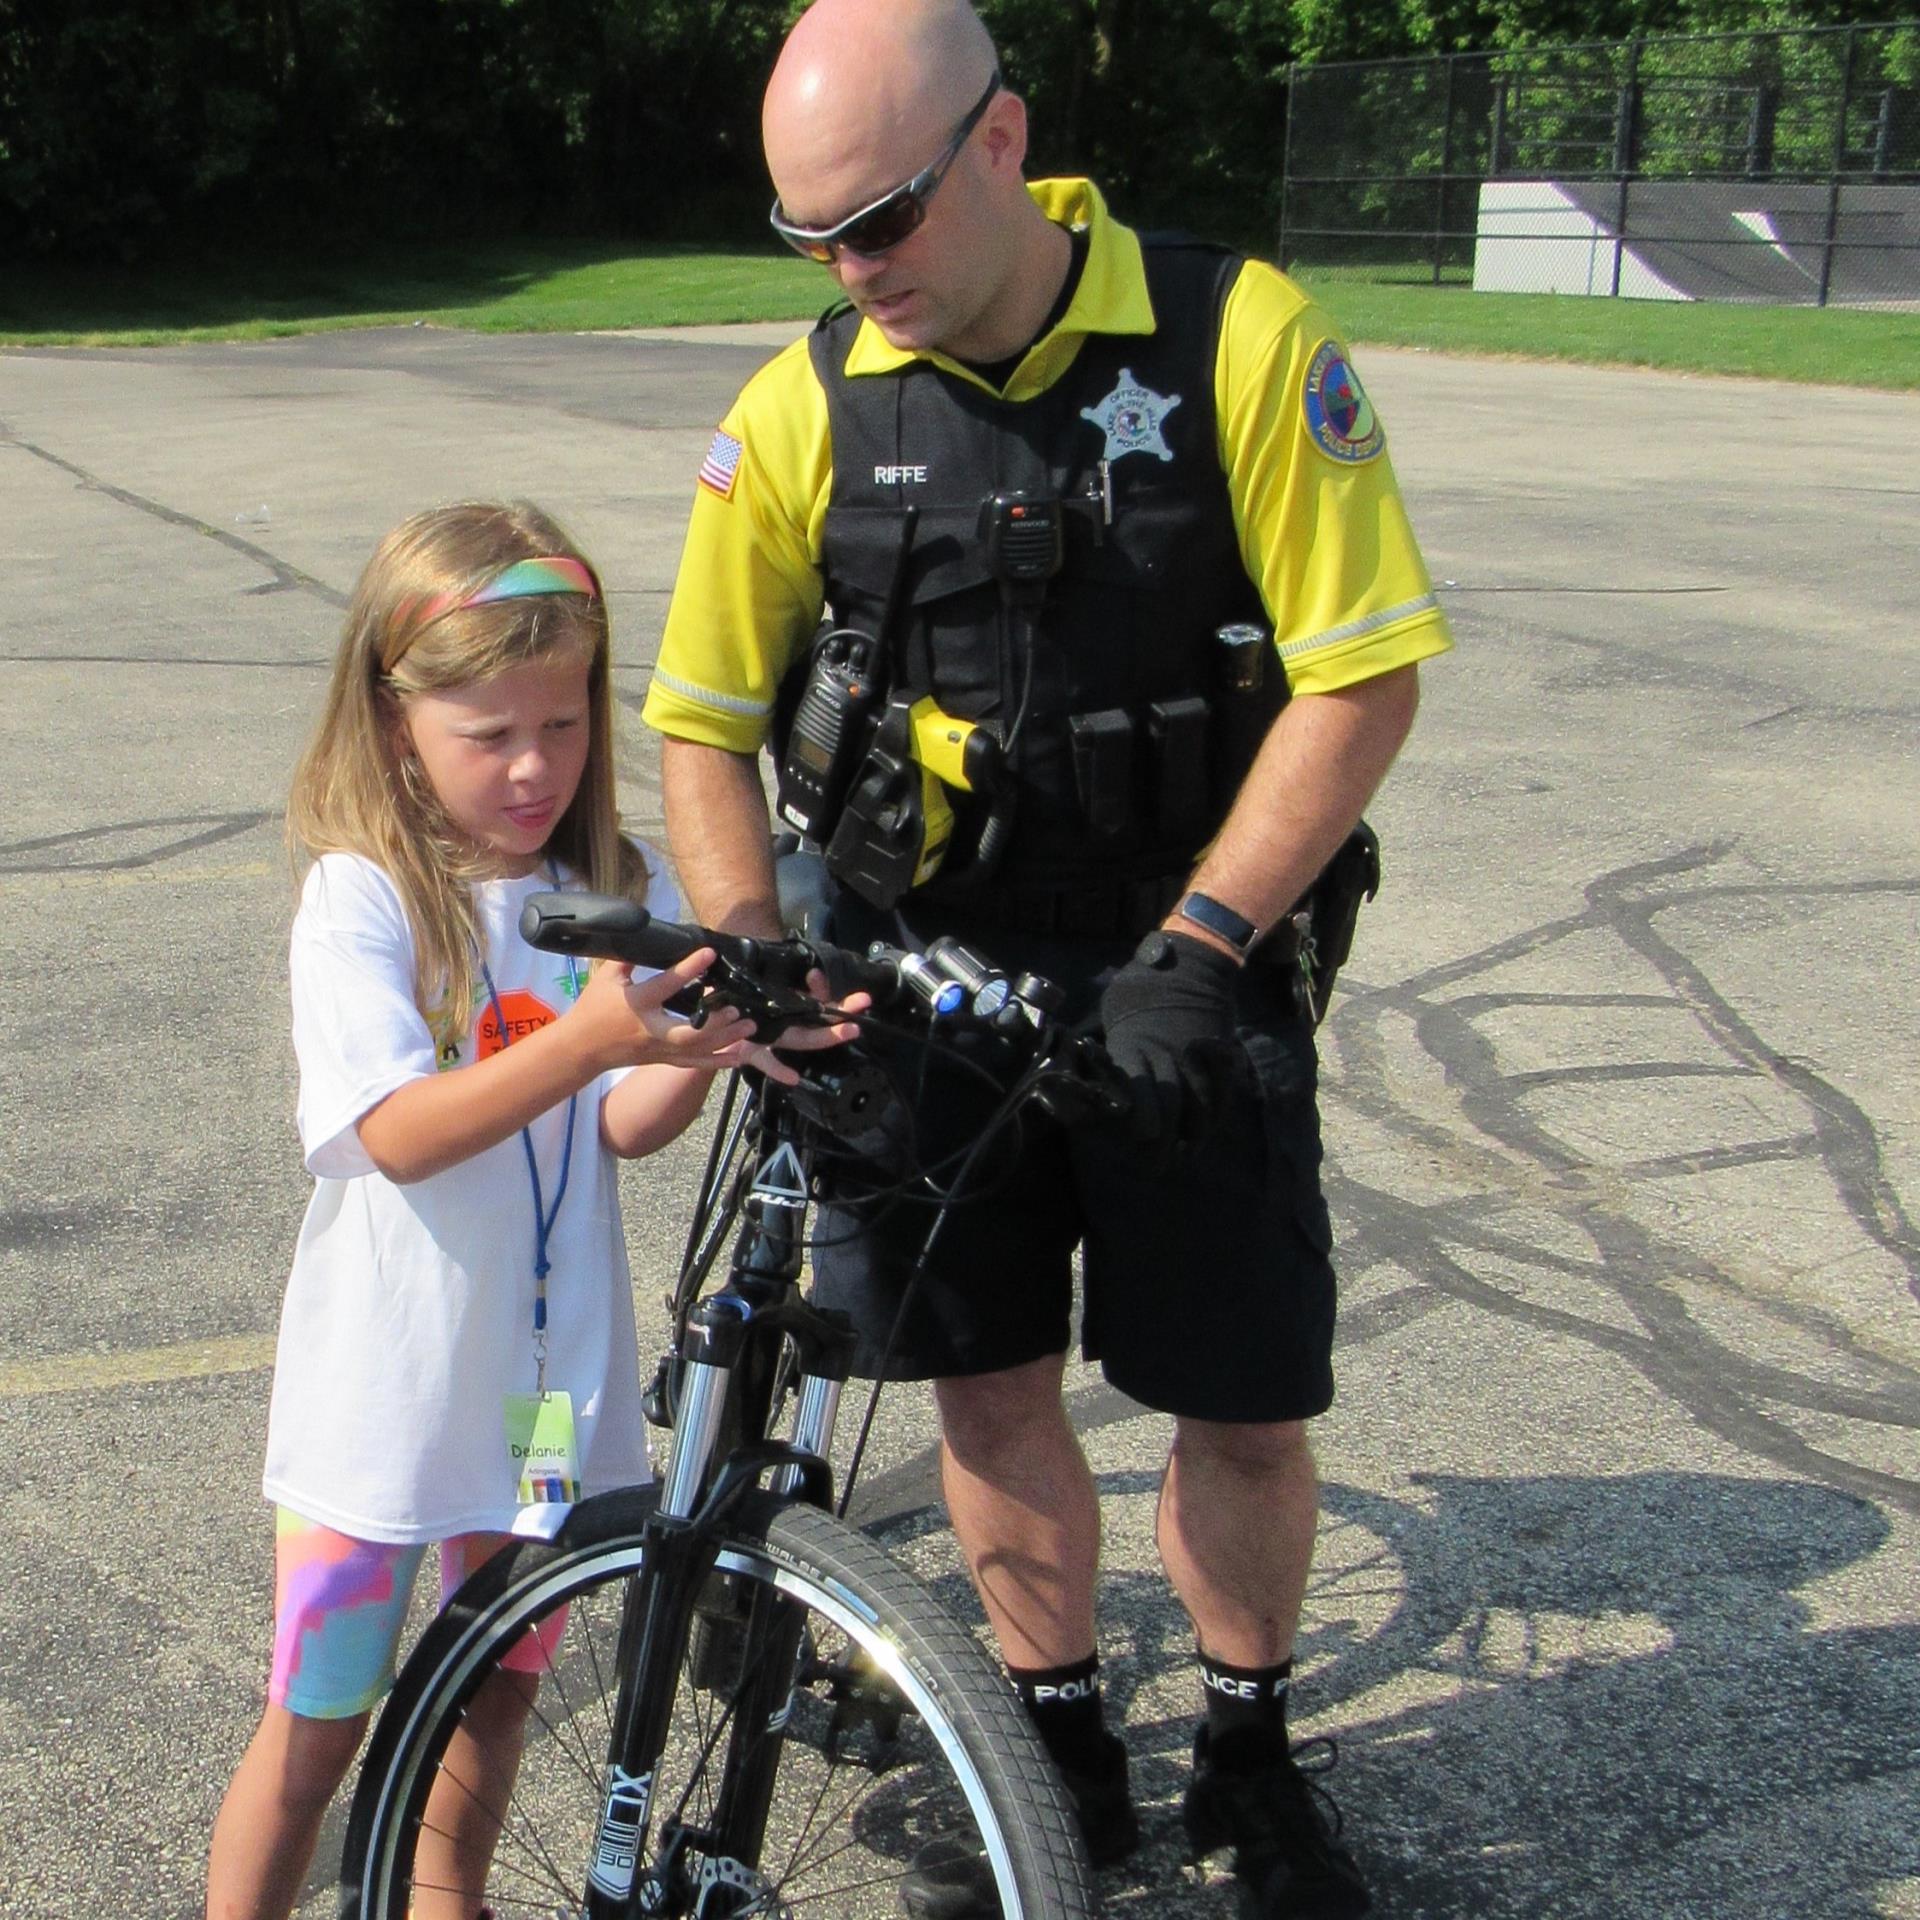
[1279,21,1920,307]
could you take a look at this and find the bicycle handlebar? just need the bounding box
[519,889,1130,1125]
[519,891,902,1006]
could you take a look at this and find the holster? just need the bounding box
[1265,820,1381,1026]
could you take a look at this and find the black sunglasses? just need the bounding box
[770,72,1002,264]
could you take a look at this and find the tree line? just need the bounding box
[1,0,1909,262]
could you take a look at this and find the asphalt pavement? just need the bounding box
[1,321,1916,1919]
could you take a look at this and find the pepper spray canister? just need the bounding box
[1215,621,1268,694]
[1214,621,1273,799]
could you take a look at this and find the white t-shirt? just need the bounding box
[262,848,682,1544]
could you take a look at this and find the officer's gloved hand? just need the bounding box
[1097,929,1252,1151]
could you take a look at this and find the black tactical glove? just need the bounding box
[1097,929,1252,1150]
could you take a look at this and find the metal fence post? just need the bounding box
[1434,53,1457,285]
[1489,76,1509,175]
[1277,63,1296,271]
[1746,81,1778,178]
[1611,45,1642,176]
[1610,37,1642,298]
[1817,25,1858,308]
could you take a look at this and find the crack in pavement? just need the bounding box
[1,419,347,609]
[1326,844,1920,1516]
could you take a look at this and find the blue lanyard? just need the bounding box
[480,866,579,1395]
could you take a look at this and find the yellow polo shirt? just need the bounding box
[644,178,1449,754]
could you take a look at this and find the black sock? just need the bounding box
[1197,1651,1292,1752]
[1008,1653,1110,1774]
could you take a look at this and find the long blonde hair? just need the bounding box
[288,501,647,1038]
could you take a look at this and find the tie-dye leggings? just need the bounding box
[269,1507,567,1719]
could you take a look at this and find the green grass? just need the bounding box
[1294,265,1920,389]
[3,238,1916,389]
[0,239,825,348]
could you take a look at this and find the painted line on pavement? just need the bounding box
[0,1331,276,1399]
[0,860,275,894]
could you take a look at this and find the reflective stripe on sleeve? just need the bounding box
[647,670,774,720]
[1278,591,1441,662]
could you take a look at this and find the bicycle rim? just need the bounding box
[343,1491,1093,1920]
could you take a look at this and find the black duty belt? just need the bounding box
[929,871,1187,941]
[916,870,1309,965]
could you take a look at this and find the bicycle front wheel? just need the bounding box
[341,1487,1095,1920]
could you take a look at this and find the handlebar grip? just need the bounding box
[521,891,902,1011]
[519,892,707,971]
[806,941,905,1007]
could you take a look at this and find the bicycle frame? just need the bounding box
[500,883,1127,1916]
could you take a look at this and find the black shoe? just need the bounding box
[1055,1728,1141,1867]
[1183,1727,1372,1919]
[898,1730,1141,1916]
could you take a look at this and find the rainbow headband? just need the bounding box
[387,556,601,668]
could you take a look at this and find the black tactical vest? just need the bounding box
[810,234,1277,924]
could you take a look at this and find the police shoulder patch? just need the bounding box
[1301,340,1384,464]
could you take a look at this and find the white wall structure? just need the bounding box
[1472,181,1690,299]
[1472,179,1920,305]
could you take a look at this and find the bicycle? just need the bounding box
[338,879,1131,1920]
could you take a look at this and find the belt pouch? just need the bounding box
[1068,709,1135,839]
[1148,696,1211,840]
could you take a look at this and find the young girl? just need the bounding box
[207,501,850,1920]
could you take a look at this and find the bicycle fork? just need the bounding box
[581,1174,853,1917]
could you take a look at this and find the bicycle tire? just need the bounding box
[340,1485,1097,1920]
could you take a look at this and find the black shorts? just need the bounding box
[809,903,1338,1424]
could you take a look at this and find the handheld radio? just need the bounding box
[776,630,883,839]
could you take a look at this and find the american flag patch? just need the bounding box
[698,428,744,499]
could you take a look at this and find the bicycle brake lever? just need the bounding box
[1033,1046,1132,1126]
[662,982,709,1023]
[697,960,843,1048]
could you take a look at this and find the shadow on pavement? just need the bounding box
[891,1468,1915,1918]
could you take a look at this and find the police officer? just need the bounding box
[644,3,1450,1913]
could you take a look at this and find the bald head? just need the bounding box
[762,0,1066,363]
[764,0,1000,220]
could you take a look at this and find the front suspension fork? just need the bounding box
[583,1301,749,1917]
[583,1298,853,1914]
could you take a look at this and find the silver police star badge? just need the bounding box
[1080,369,1181,463]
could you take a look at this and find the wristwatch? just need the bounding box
[1175,890,1260,957]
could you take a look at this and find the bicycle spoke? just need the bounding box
[761,1731,841,1889]
[405,1831,572,1910]
[664,1681,736,1832]
[688,1680,721,1827]
[769,1750,898,1888]
[773,1860,929,1908]
[575,1580,620,1754]
[405,1854,566,1906]
[413,1757,577,1910]
[522,1654,612,1800]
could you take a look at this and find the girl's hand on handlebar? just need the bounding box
[571,950,759,1070]
[806,967,870,1022]
[739,979,870,1087]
